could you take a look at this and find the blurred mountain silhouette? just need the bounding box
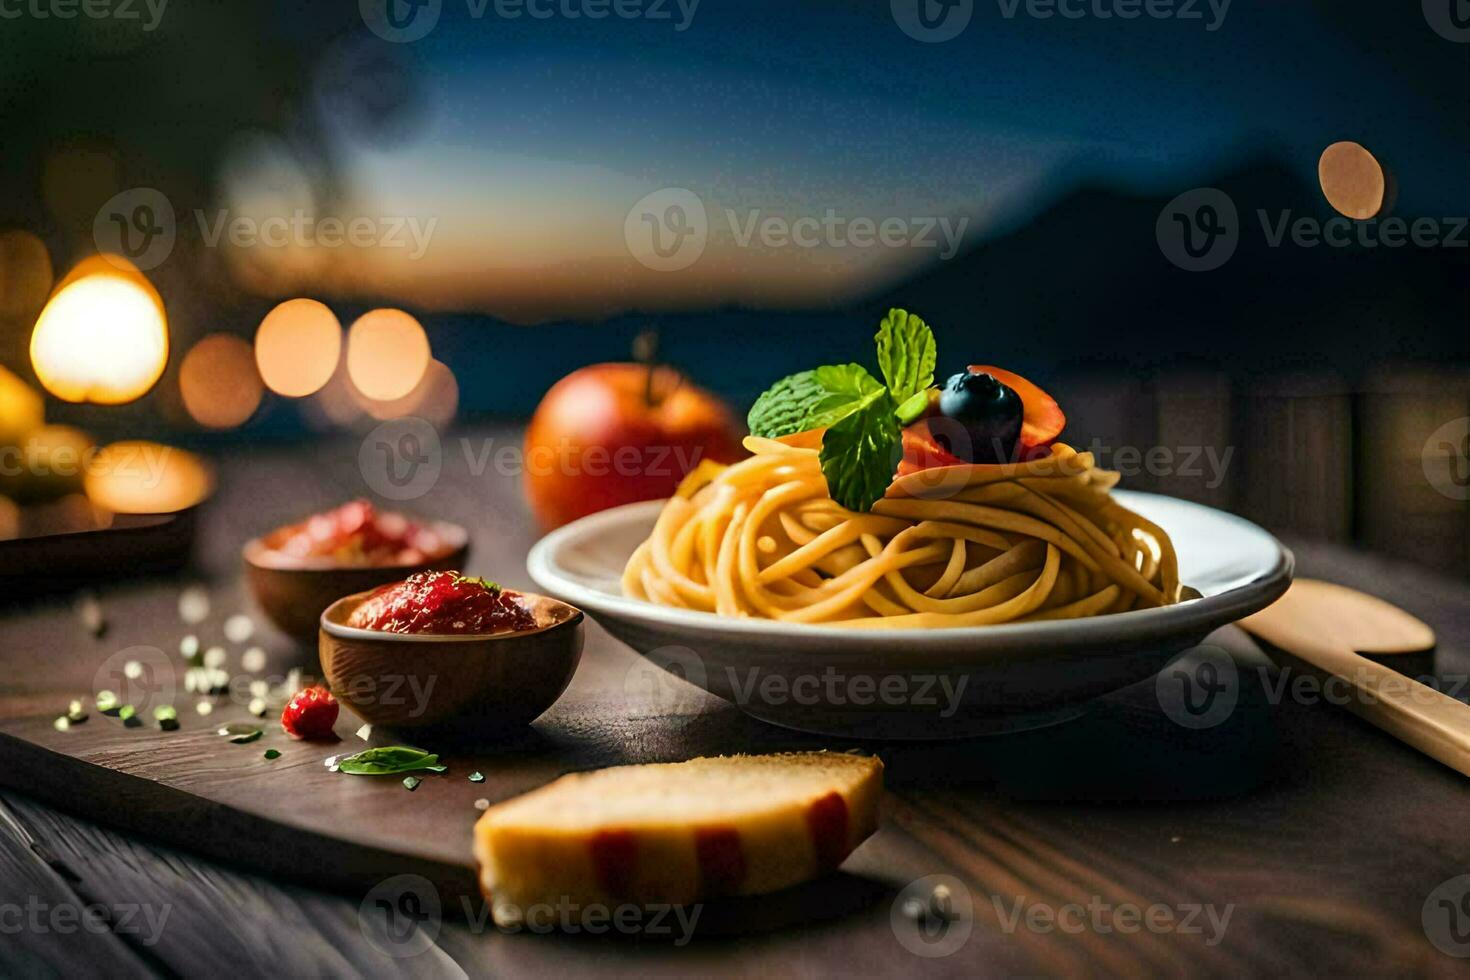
[865,155,1469,382]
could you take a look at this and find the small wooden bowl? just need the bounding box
[318,590,584,732]
[243,520,469,639]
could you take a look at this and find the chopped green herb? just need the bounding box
[218,723,263,744]
[95,690,119,714]
[118,704,138,727]
[336,746,444,776]
[453,575,500,593]
[402,776,421,791]
[53,716,70,732]
[263,749,281,760]
[154,705,179,731]
[468,771,485,783]
[66,700,88,724]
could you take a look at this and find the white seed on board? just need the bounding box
[180,635,200,659]
[224,614,254,644]
[75,592,105,636]
[241,647,267,673]
[178,586,210,624]
[203,646,227,669]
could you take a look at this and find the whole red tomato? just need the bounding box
[523,363,744,530]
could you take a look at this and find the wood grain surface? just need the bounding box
[0,425,1467,978]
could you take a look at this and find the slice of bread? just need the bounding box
[473,751,883,924]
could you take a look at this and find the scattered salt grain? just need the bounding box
[241,647,267,673]
[75,592,105,636]
[178,586,210,624]
[224,614,254,644]
[195,701,213,716]
[180,635,199,659]
[203,646,227,669]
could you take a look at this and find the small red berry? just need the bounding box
[282,685,338,739]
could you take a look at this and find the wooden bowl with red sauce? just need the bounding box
[318,577,584,732]
[244,502,469,639]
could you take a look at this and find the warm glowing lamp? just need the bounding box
[254,298,342,397]
[83,441,213,514]
[0,364,44,444]
[356,359,459,424]
[1319,141,1385,220]
[29,258,169,405]
[346,308,430,401]
[180,334,263,429]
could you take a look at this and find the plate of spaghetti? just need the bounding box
[527,311,1292,737]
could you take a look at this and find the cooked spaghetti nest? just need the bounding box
[622,436,1182,628]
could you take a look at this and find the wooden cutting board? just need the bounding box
[0,564,1281,928]
[0,636,831,905]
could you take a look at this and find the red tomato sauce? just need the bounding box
[347,570,538,635]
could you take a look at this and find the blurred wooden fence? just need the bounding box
[1058,367,1470,577]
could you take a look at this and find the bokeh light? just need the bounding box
[346,308,430,401]
[181,334,263,429]
[0,496,18,541]
[0,230,55,319]
[254,298,343,397]
[0,425,94,503]
[305,360,364,429]
[0,364,44,444]
[1319,141,1385,220]
[84,441,213,514]
[356,358,459,424]
[29,260,169,405]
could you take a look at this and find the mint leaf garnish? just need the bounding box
[746,308,943,512]
[337,746,444,776]
[875,309,936,402]
[819,392,902,511]
[747,364,884,439]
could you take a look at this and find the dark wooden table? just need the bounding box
[2,424,1468,978]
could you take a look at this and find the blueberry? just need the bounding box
[936,371,1023,463]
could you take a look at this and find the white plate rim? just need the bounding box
[526,492,1294,649]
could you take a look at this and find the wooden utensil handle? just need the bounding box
[1264,635,1470,777]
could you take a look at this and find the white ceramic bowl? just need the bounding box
[528,492,1293,738]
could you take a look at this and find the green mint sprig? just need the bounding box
[747,308,937,511]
